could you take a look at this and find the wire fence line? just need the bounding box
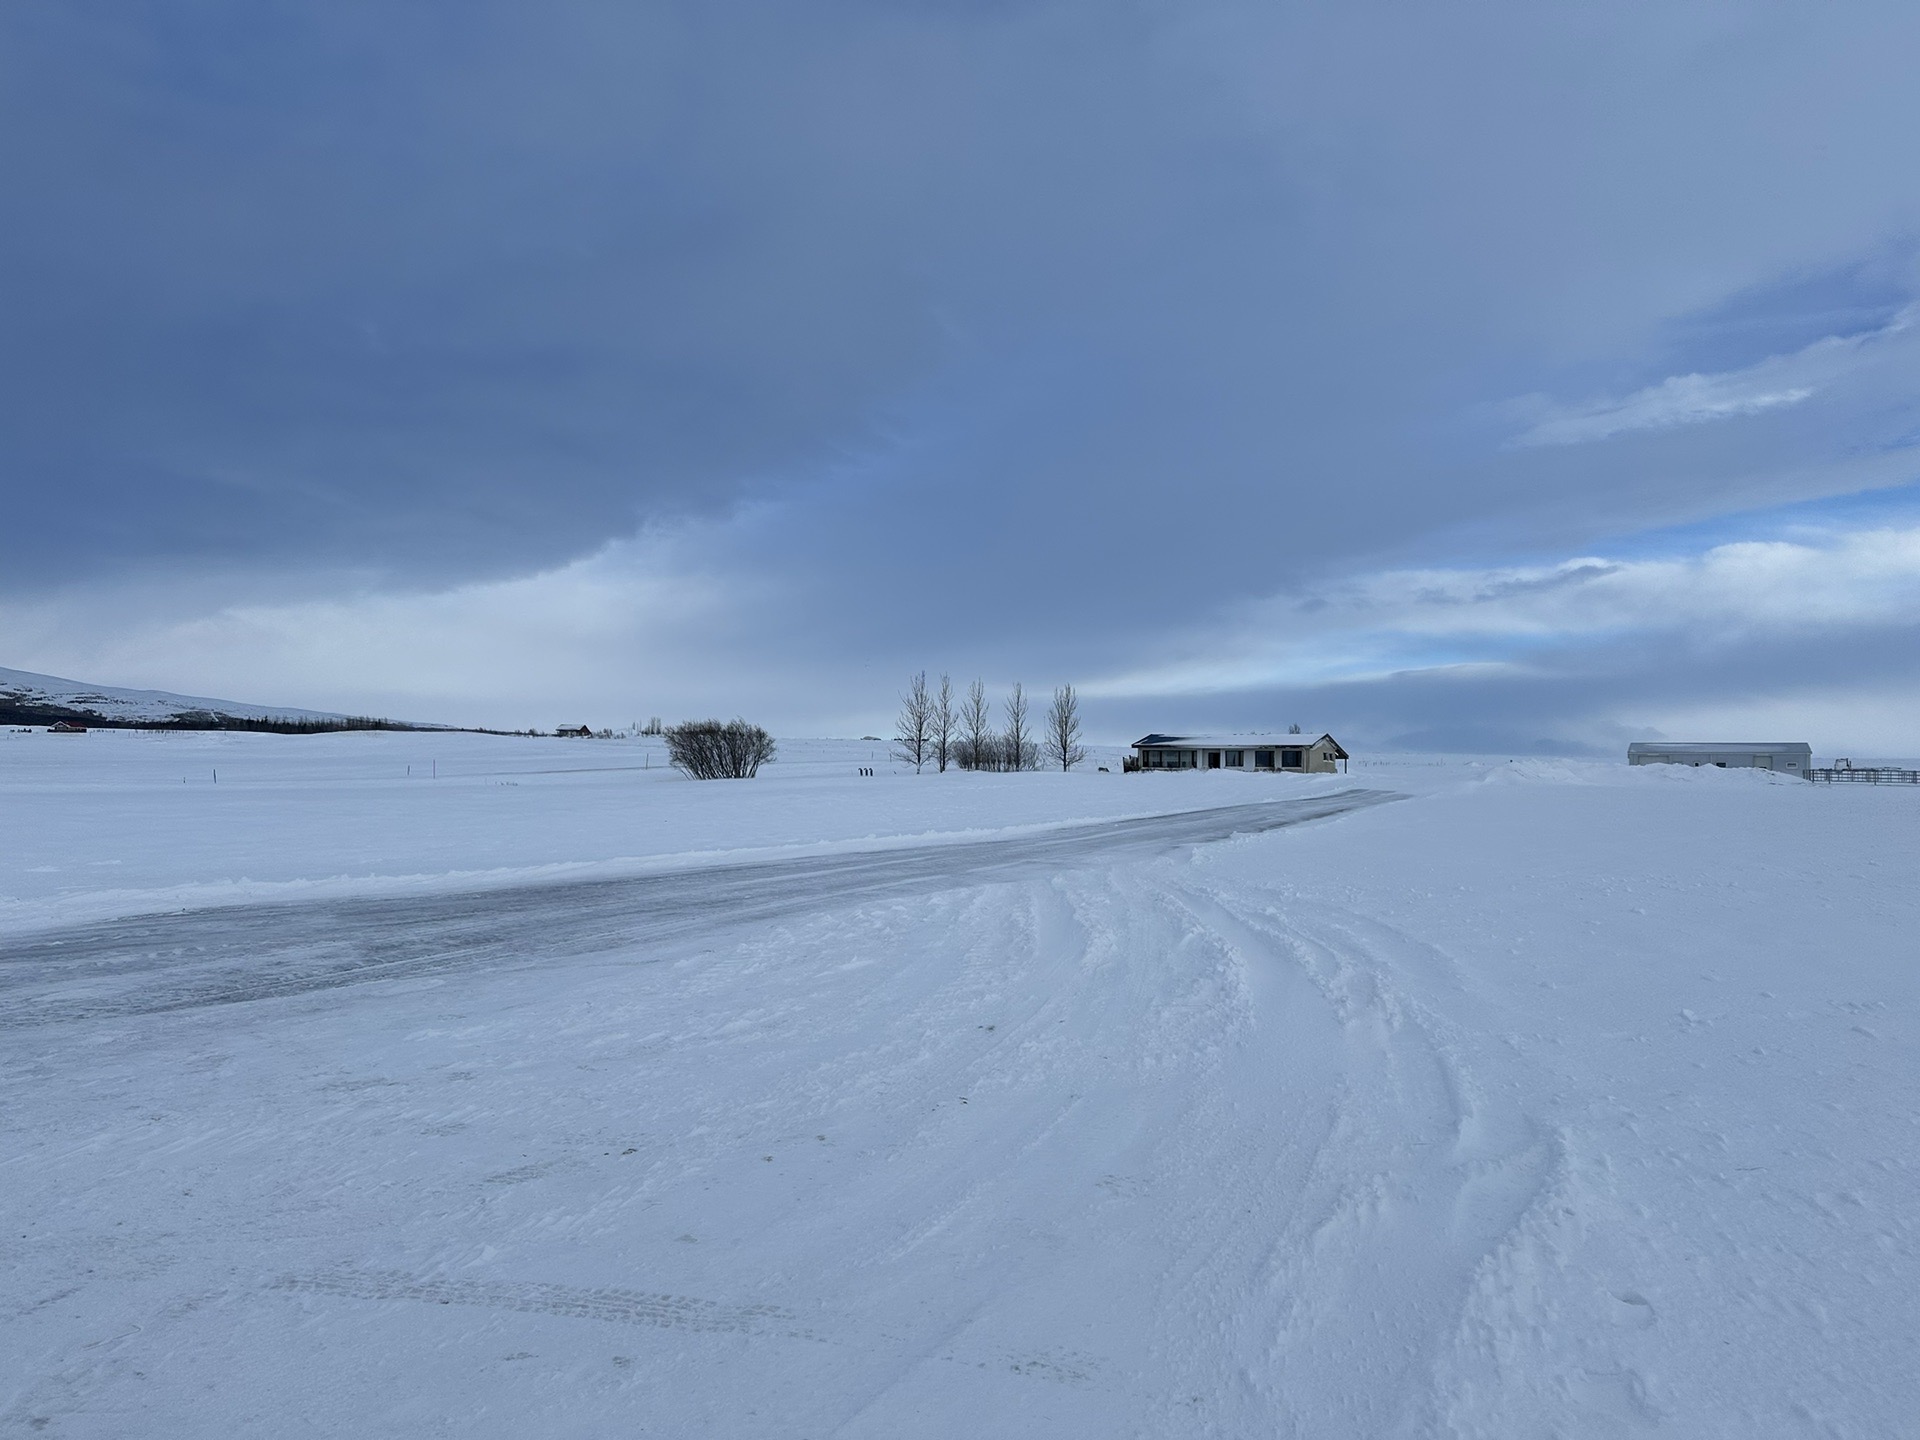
[1808,768,1920,785]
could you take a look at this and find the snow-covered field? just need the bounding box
[3,731,1916,1436]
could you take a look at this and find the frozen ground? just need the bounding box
[3,732,1917,1436]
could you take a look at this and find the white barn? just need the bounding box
[1627,741,1812,777]
[1133,733,1348,774]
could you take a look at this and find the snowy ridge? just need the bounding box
[0,664,371,726]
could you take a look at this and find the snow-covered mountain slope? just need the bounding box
[0,664,373,727]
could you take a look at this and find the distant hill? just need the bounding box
[0,666,428,733]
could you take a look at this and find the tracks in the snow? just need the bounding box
[275,1271,818,1341]
[1164,886,1569,1435]
[0,789,1400,1026]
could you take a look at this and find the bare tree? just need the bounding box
[1045,683,1086,771]
[958,678,994,770]
[664,719,776,778]
[932,674,956,773]
[1003,682,1033,771]
[895,671,933,773]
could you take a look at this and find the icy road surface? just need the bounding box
[3,738,1917,1437]
[0,791,1396,1025]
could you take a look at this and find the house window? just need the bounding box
[1255,749,1275,769]
[1224,750,1244,767]
[1281,748,1303,768]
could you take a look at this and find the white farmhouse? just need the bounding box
[1627,741,1812,776]
[1132,732,1349,774]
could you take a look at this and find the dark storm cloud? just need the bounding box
[8,1,1920,745]
[0,3,951,582]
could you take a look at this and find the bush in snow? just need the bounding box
[953,731,1003,771]
[664,719,776,779]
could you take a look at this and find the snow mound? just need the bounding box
[1477,756,1806,787]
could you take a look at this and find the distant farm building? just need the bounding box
[1627,741,1811,776]
[1132,733,1348,774]
[555,725,593,738]
[48,720,88,733]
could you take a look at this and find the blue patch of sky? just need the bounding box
[1310,621,1642,684]
[1409,475,1920,579]
[1652,253,1914,378]
[1287,473,1920,683]
[1593,476,1920,564]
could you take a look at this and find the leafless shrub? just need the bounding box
[955,731,1003,771]
[664,719,776,779]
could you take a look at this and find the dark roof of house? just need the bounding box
[1132,732,1345,757]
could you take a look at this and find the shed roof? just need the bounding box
[1627,741,1810,756]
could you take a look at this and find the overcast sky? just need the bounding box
[7,1,1920,752]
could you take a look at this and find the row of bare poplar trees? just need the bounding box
[895,673,1086,772]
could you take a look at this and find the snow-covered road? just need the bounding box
[0,791,1397,1025]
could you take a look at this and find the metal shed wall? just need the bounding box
[1626,742,1811,776]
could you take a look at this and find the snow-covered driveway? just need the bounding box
[0,791,1395,1025]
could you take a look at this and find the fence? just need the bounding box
[1807,767,1920,784]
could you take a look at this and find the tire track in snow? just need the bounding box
[274,1271,820,1340]
[1271,905,1667,1436]
[1163,887,1571,1438]
[275,1268,1109,1403]
[0,790,1399,1027]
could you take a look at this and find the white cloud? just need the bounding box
[11,505,1920,751]
[1509,309,1912,447]
[1517,376,1813,446]
[0,524,789,730]
[1084,522,1920,699]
